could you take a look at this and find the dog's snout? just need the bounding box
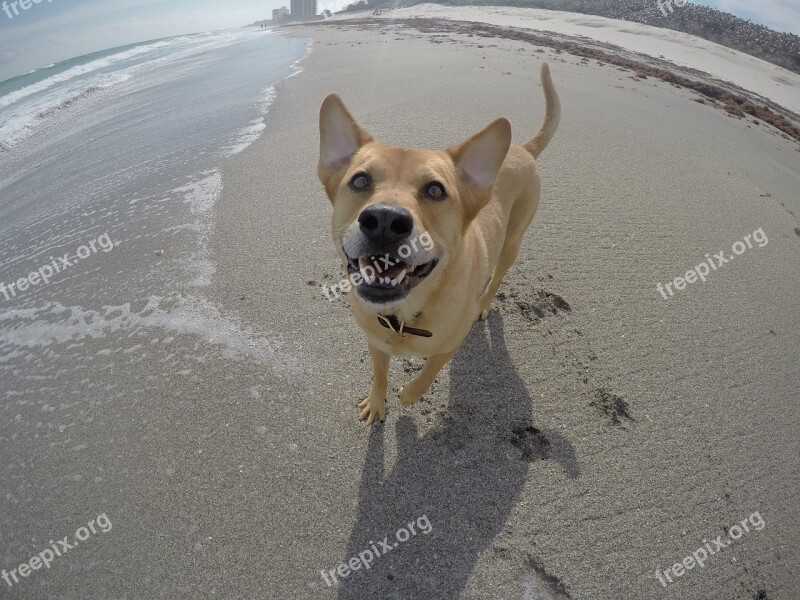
[358,203,413,244]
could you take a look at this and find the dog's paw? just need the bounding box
[358,394,386,425]
[398,385,423,406]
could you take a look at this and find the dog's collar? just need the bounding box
[377,314,432,338]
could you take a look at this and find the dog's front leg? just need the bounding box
[358,343,391,425]
[398,350,456,406]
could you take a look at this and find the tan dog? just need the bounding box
[318,64,560,424]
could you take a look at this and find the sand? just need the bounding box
[195,13,800,599]
[335,4,800,115]
[1,9,797,599]
[4,11,789,600]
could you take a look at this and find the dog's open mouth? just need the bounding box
[345,252,438,303]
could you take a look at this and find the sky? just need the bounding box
[0,0,798,82]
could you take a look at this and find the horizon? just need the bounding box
[0,0,798,83]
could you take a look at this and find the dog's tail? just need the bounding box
[524,63,561,159]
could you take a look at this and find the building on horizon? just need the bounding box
[272,6,290,20]
[290,0,317,18]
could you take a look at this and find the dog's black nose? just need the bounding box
[358,204,413,244]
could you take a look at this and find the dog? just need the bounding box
[317,63,560,424]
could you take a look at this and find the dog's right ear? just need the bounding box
[318,94,373,200]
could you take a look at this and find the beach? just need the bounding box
[1,7,798,600]
[205,13,798,599]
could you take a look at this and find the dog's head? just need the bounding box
[318,94,511,310]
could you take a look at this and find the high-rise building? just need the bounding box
[272,5,290,20]
[290,0,317,18]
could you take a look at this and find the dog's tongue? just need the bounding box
[358,256,408,284]
[382,263,407,279]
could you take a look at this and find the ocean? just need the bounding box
[0,29,308,415]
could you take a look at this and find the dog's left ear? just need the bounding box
[318,94,373,198]
[447,118,512,216]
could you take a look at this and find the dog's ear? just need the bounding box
[447,117,512,217]
[318,94,373,198]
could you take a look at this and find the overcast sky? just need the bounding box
[0,0,798,82]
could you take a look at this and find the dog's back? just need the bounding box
[472,63,560,321]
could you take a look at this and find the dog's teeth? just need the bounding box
[392,270,407,286]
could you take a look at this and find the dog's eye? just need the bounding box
[423,182,447,201]
[349,172,372,192]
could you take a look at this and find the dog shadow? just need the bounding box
[335,311,579,599]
